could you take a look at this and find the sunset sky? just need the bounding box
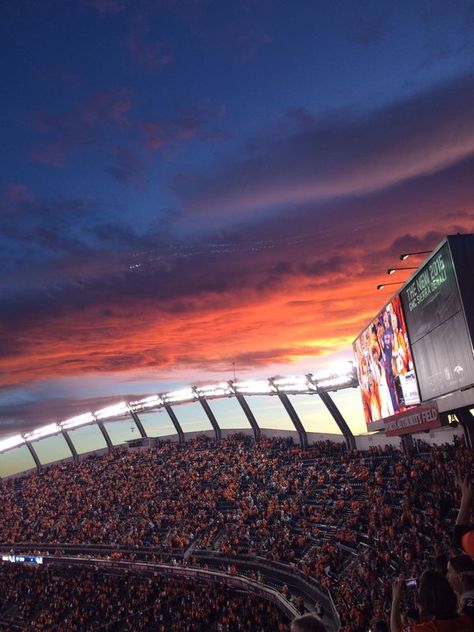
[1,0,474,440]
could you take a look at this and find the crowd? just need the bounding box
[0,434,471,631]
[0,564,288,630]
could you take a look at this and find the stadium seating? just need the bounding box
[0,434,468,630]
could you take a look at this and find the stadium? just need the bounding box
[0,235,473,630]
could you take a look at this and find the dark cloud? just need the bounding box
[229,26,272,60]
[388,231,446,258]
[175,73,474,221]
[142,104,228,153]
[230,345,332,368]
[29,90,133,166]
[105,147,144,186]
[126,17,173,71]
[0,393,146,435]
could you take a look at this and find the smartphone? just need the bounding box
[405,578,417,589]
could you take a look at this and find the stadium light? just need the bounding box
[320,361,355,378]
[309,362,359,391]
[233,379,276,395]
[128,395,163,412]
[60,412,96,430]
[400,250,431,261]
[195,383,233,398]
[272,375,314,393]
[377,281,405,290]
[316,375,355,389]
[162,387,197,404]
[387,267,417,275]
[0,434,25,453]
[24,423,61,442]
[0,367,363,452]
[94,402,130,420]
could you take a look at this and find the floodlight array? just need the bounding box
[60,413,96,430]
[311,362,358,391]
[0,434,25,453]
[129,395,163,412]
[94,402,130,420]
[233,379,276,395]
[23,423,61,442]
[315,375,355,389]
[195,383,234,398]
[162,387,197,404]
[0,363,361,455]
[272,375,316,393]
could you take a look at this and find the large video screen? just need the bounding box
[353,295,420,427]
[400,242,474,401]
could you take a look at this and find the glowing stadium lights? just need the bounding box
[0,434,25,453]
[0,365,362,456]
[315,375,355,389]
[23,423,61,442]
[233,379,276,395]
[272,375,314,393]
[195,383,233,398]
[128,395,163,412]
[162,387,197,404]
[60,412,96,430]
[94,402,130,420]
[310,362,358,391]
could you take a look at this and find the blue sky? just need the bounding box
[0,0,473,437]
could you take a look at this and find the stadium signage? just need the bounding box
[400,238,474,401]
[1,555,43,564]
[385,402,440,436]
[405,251,448,312]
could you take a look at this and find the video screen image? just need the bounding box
[353,295,420,427]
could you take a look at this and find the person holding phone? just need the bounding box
[390,570,474,631]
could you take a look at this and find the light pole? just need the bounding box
[399,250,431,261]
[376,282,405,290]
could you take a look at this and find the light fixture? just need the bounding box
[377,282,405,290]
[387,266,417,275]
[399,250,431,261]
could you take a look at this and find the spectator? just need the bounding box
[0,435,470,632]
[447,555,474,622]
[390,570,474,632]
[454,474,474,557]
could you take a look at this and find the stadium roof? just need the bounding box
[0,364,360,478]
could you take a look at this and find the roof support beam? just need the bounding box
[196,395,221,442]
[96,421,113,453]
[25,442,41,471]
[317,390,356,450]
[61,430,78,460]
[231,389,261,441]
[269,381,307,448]
[164,405,185,445]
[130,412,147,439]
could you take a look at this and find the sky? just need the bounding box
[0,0,474,440]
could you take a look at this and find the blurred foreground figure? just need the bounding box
[391,570,474,632]
[291,613,327,632]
